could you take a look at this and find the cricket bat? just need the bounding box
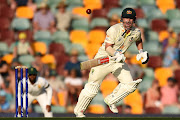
[80,56,118,70]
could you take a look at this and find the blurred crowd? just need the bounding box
[0,0,180,115]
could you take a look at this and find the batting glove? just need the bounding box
[114,51,126,63]
[136,51,149,64]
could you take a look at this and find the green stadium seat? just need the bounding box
[11,18,30,30]
[71,43,85,55]
[51,31,69,41]
[107,8,122,18]
[166,9,180,20]
[66,5,82,11]
[90,92,106,107]
[34,0,45,4]
[19,55,35,67]
[143,41,162,55]
[51,106,66,113]
[137,19,149,28]
[141,5,156,17]
[162,105,180,114]
[146,8,165,21]
[169,19,180,34]
[127,43,138,54]
[0,42,9,55]
[34,31,51,41]
[9,42,16,53]
[138,77,153,93]
[139,0,156,6]
[120,0,138,7]
[147,30,159,41]
[143,68,154,79]
[72,18,89,31]
[90,18,109,29]
[65,0,83,6]
[47,0,62,7]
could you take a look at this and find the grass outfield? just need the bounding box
[0,118,180,120]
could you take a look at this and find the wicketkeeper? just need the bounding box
[74,8,149,117]
[18,67,53,117]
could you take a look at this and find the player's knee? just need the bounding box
[126,79,142,93]
[83,82,100,98]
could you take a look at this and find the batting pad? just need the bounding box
[74,83,100,114]
[104,79,142,105]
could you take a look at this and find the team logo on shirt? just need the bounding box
[105,35,109,41]
[129,37,134,42]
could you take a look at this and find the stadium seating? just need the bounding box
[169,19,180,33]
[2,54,13,64]
[137,19,149,28]
[162,105,180,114]
[120,0,139,8]
[11,18,31,30]
[0,6,14,19]
[147,56,162,69]
[32,41,47,55]
[71,18,89,31]
[155,67,173,86]
[124,90,143,114]
[70,30,88,48]
[0,18,10,30]
[41,54,56,64]
[100,79,118,98]
[107,8,123,18]
[0,42,9,55]
[156,0,176,14]
[151,19,168,32]
[91,9,107,19]
[89,29,106,44]
[83,0,102,10]
[90,18,109,29]
[16,6,34,19]
[166,9,180,20]
[18,55,35,67]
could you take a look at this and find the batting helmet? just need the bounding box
[121,8,136,22]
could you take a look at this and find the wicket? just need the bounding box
[15,66,28,117]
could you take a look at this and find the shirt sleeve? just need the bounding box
[33,13,39,23]
[104,26,116,44]
[135,29,141,42]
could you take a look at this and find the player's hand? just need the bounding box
[18,106,21,115]
[136,51,149,64]
[114,52,126,63]
[46,105,51,112]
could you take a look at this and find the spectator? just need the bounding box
[109,14,120,26]
[47,70,67,106]
[123,105,132,114]
[64,49,81,77]
[27,0,37,12]
[55,1,83,31]
[144,80,162,113]
[0,53,8,85]
[161,77,180,107]
[163,41,179,69]
[13,32,34,58]
[32,52,49,77]
[64,69,83,106]
[0,90,12,113]
[33,2,56,33]
[125,52,144,80]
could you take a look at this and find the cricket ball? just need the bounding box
[86,9,91,14]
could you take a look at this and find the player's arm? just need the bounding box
[44,80,53,112]
[135,32,149,64]
[105,27,126,62]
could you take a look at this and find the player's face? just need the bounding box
[28,74,37,83]
[122,18,134,30]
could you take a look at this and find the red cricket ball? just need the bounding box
[86,9,91,14]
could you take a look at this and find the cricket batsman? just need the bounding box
[74,8,149,117]
[18,67,53,117]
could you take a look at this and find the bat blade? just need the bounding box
[80,56,110,70]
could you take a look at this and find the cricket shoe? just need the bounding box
[75,111,86,118]
[104,99,118,113]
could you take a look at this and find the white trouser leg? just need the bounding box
[36,92,53,117]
